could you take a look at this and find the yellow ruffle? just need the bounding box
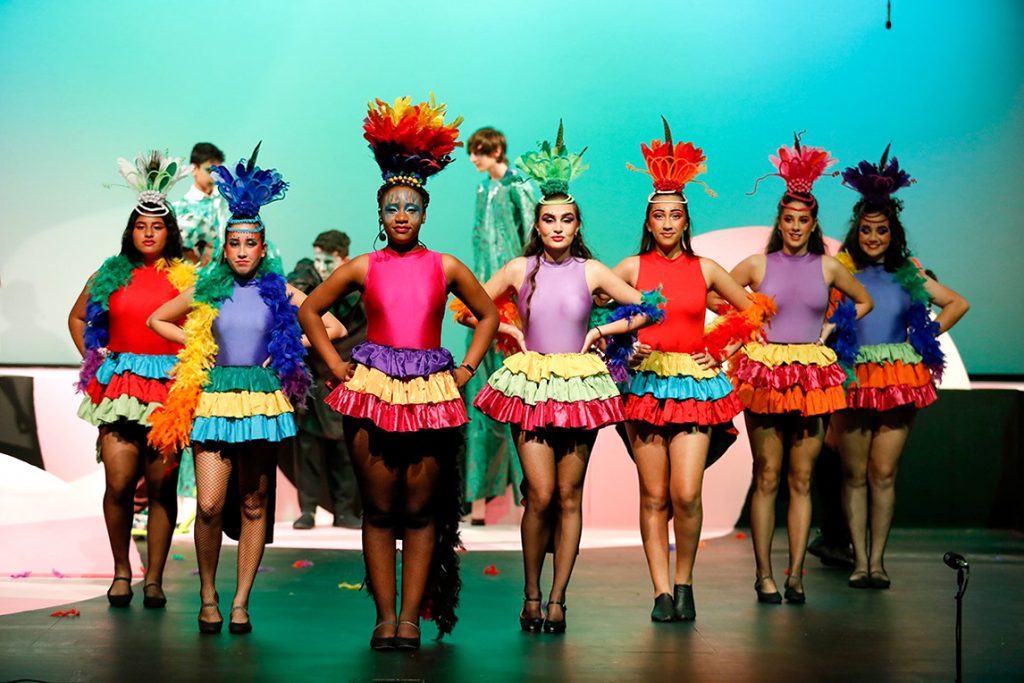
[344,364,460,405]
[634,351,719,379]
[740,342,837,367]
[195,390,293,418]
[502,351,609,382]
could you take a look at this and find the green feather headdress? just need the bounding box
[515,120,588,203]
[114,150,190,217]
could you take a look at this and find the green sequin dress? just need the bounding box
[463,169,536,503]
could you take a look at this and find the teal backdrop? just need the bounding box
[1,0,1021,373]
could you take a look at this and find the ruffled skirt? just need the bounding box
[473,351,625,431]
[191,365,296,443]
[78,352,176,427]
[324,341,468,432]
[846,342,937,411]
[622,351,743,426]
[732,343,847,416]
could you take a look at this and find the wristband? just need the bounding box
[460,362,476,376]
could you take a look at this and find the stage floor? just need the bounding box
[0,529,1021,682]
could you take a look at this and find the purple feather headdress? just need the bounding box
[841,143,914,203]
[211,142,288,224]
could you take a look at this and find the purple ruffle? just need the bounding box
[352,341,454,379]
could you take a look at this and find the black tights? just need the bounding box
[99,424,178,595]
[344,417,448,639]
[514,427,596,620]
[193,442,276,622]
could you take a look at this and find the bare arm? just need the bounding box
[729,254,766,290]
[298,255,368,383]
[702,257,753,310]
[285,283,346,345]
[583,260,652,352]
[443,254,500,387]
[923,275,969,334]
[147,288,195,346]
[68,276,94,357]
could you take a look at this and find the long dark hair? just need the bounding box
[765,192,825,255]
[521,196,593,325]
[638,195,696,256]
[119,203,184,263]
[841,197,911,271]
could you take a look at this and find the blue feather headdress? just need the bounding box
[211,141,288,230]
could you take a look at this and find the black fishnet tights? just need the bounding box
[194,443,275,623]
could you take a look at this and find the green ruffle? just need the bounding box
[78,395,159,426]
[206,365,282,392]
[486,366,619,406]
[855,342,923,365]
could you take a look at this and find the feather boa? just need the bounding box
[449,290,523,356]
[147,255,309,456]
[829,300,859,385]
[704,292,777,361]
[589,288,666,375]
[77,257,195,392]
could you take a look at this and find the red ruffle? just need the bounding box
[846,383,937,411]
[625,392,743,426]
[473,385,624,430]
[732,356,846,391]
[85,372,170,406]
[324,386,467,432]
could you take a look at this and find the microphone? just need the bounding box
[944,552,969,570]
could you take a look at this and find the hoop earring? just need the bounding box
[376,228,385,241]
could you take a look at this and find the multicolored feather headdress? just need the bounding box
[115,150,190,216]
[841,143,915,204]
[363,94,463,189]
[515,120,588,204]
[627,116,715,204]
[749,132,838,209]
[210,141,288,232]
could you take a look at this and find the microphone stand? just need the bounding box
[953,565,970,682]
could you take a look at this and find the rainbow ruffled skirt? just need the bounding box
[847,342,936,411]
[191,366,296,443]
[732,343,847,416]
[324,341,468,432]
[474,351,625,431]
[622,351,743,426]
[79,352,177,427]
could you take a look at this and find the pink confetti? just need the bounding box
[10,571,30,579]
[52,569,66,579]
[292,560,314,569]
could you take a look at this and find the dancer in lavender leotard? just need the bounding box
[463,121,662,635]
[730,135,872,605]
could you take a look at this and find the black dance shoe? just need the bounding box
[784,578,806,604]
[520,596,544,632]
[370,621,397,650]
[754,577,782,604]
[868,570,891,590]
[142,582,166,609]
[229,605,253,634]
[198,602,223,634]
[673,584,696,621]
[106,576,133,607]
[292,513,315,530]
[650,593,675,622]
[394,620,421,651]
[847,570,871,589]
[542,601,567,634]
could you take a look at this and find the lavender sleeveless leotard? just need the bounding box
[212,278,274,365]
[517,256,592,354]
[758,252,828,343]
[855,265,911,345]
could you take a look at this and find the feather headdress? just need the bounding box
[363,94,463,188]
[115,150,190,216]
[749,132,838,208]
[842,143,915,204]
[627,116,715,203]
[515,119,588,203]
[210,141,288,229]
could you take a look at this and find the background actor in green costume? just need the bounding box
[464,128,537,517]
[288,230,365,529]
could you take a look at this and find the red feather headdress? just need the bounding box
[363,94,463,188]
[627,117,715,202]
[749,131,838,208]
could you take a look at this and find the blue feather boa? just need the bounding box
[257,272,312,406]
[589,288,666,375]
[829,300,859,386]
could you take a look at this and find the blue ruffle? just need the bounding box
[96,352,178,383]
[191,413,297,444]
[623,372,735,402]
